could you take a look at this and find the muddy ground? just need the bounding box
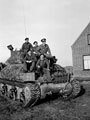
[0,82,90,120]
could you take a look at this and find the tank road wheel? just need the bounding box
[1,84,8,96]
[9,86,17,100]
[21,83,41,107]
[60,83,73,100]
[61,79,81,100]
[70,79,81,98]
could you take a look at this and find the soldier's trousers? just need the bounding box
[37,67,51,81]
[24,61,35,72]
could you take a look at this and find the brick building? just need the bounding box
[72,22,90,80]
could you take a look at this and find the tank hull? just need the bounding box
[0,77,81,107]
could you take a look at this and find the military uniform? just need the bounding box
[24,53,37,72]
[38,44,51,56]
[33,45,38,53]
[21,42,33,53]
[33,45,40,56]
[38,38,52,58]
[33,41,40,59]
[20,38,33,61]
[36,58,50,76]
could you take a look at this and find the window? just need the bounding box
[83,55,90,70]
[87,34,90,45]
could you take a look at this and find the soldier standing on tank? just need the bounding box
[33,41,40,59]
[20,37,33,62]
[24,50,37,72]
[36,54,50,77]
[38,38,52,58]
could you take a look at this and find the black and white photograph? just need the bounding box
[0,0,90,120]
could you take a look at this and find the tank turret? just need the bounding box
[0,47,25,81]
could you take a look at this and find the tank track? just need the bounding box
[0,78,41,108]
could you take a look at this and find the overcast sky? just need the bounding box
[0,0,90,67]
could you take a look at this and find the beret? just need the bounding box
[33,41,38,44]
[25,37,29,40]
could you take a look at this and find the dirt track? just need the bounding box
[0,82,90,120]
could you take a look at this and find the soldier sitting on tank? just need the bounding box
[36,54,50,77]
[24,50,37,72]
[33,41,40,59]
[20,37,33,62]
[38,38,52,58]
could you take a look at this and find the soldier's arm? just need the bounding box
[36,59,40,68]
[25,55,32,63]
[37,45,42,54]
[45,59,50,69]
[29,43,33,51]
[47,45,52,56]
[32,54,37,62]
[23,55,27,62]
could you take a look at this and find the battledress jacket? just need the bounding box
[38,44,52,56]
[36,58,49,69]
[33,45,40,55]
[21,42,33,53]
[24,53,37,62]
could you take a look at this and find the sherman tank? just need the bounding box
[0,45,81,107]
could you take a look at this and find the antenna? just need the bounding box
[22,0,27,37]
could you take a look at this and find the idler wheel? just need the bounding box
[71,79,81,97]
[60,83,72,100]
[1,84,8,96]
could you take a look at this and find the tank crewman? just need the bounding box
[33,41,39,53]
[38,38,52,58]
[36,54,50,77]
[33,41,40,58]
[20,37,33,61]
[24,50,37,72]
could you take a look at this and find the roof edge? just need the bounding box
[71,22,90,48]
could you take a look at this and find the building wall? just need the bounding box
[72,23,90,79]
